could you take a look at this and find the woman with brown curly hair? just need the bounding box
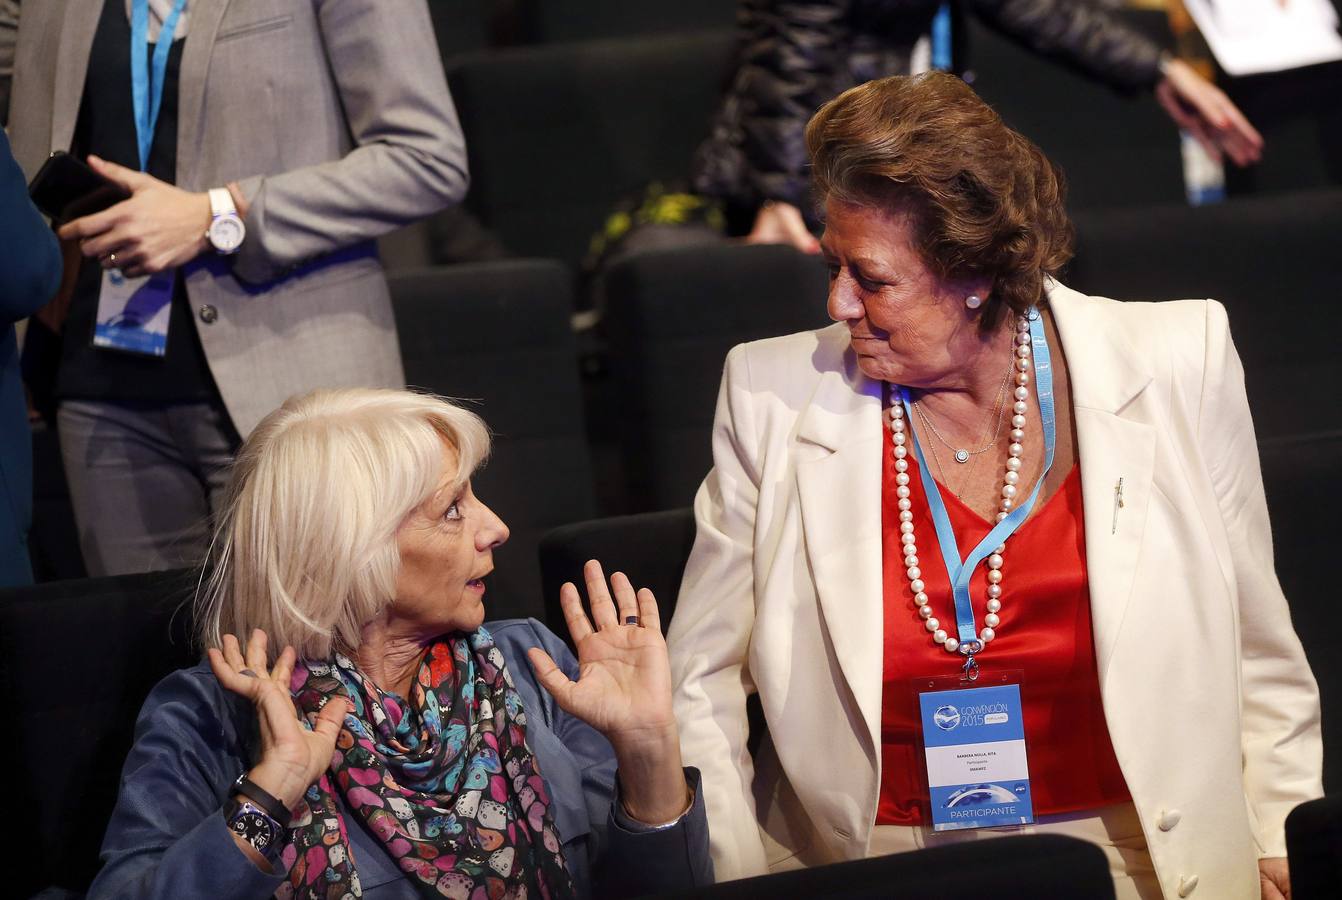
[667,72,1321,899]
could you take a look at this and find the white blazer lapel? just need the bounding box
[793,349,887,759]
[50,1,103,155]
[1048,284,1156,681]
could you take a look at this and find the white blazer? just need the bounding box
[668,282,1323,898]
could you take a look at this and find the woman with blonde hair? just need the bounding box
[90,388,711,899]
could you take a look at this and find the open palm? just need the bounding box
[208,629,349,810]
[527,560,676,742]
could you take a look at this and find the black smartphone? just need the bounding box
[28,151,131,224]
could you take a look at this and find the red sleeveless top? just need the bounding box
[877,422,1131,825]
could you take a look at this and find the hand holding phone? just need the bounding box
[28,151,132,224]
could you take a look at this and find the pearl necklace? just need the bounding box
[887,314,1033,655]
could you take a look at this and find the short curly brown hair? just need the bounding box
[806,72,1073,332]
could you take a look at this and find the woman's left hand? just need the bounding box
[56,155,212,278]
[1258,857,1291,900]
[528,559,690,823]
[1154,59,1264,167]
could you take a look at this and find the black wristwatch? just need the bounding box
[224,795,283,863]
[231,772,293,826]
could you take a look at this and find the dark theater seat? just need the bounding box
[0,569,198,897]
[447,30,735,266]
[601,243,830,511]
[539,508,696,642]
[389,262,596,621]
[1287,794,1342,900]
[675,833,1116,899]
[1070,189,1342,792]
[1069,189,1342,438]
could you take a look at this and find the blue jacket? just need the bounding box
[87,619,713,898]
[0,129,63,587]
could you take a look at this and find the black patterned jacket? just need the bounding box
[692,0,1165,211]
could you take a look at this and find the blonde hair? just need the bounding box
[196,388,491,661]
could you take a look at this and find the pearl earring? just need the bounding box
[965,294,983,310]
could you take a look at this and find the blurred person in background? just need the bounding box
[0,128,63,587]
[1166,0,1342,195]
[90,388,711,899]
[693,0,1264,253]
[669,73,1319,898]
[6,0,468,577]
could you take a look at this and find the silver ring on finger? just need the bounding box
[623,615,640,627]
[240,668,260,678]
[107,252,117,267]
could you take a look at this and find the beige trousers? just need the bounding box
[868,802,1162,899]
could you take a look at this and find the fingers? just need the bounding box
[526,647,577,711]
[212,631,281,700]
[206,647,237,687]
[562,561,658,634]
[558,581,595,644]
[80,227,130,260]
[1216,103,1264,167]
[611,571,640,625]
[57,204,123,242]
[210,645,263,699]
[1157,85,1224,165]
[255,680,305,745]
[245,628,270,673]
[782,214,821,255]
[1259,874,1286,900]
[1188,122,1225,166]
[1162,68,1263,168]
[310,694,350,745]
[636,587,662,634]
[222,632,247,671]
[272,645,297,691]
[584,559,619,630]
[87,154,150,192]
[1192,91,1261,167]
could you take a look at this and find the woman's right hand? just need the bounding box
[744,200,821,254]
[207,629,350,811]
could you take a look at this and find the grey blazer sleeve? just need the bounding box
[231,0,468,285]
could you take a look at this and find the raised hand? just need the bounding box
[207,629,349,812]
[527,560,690,824]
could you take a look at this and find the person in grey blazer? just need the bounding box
[7,0,467,577]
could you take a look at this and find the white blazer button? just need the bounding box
[198,304,219,324]
[1158,808,1182,831]
[1177,874,1199,897]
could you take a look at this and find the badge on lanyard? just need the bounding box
[901,308,1055,831]
[915,670,1034,831]
[92,0,187,358]
[94,268,175,356]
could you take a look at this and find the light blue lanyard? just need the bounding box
[899,309,1056,658]
[931,3,953,72]
[130,0,188,171]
